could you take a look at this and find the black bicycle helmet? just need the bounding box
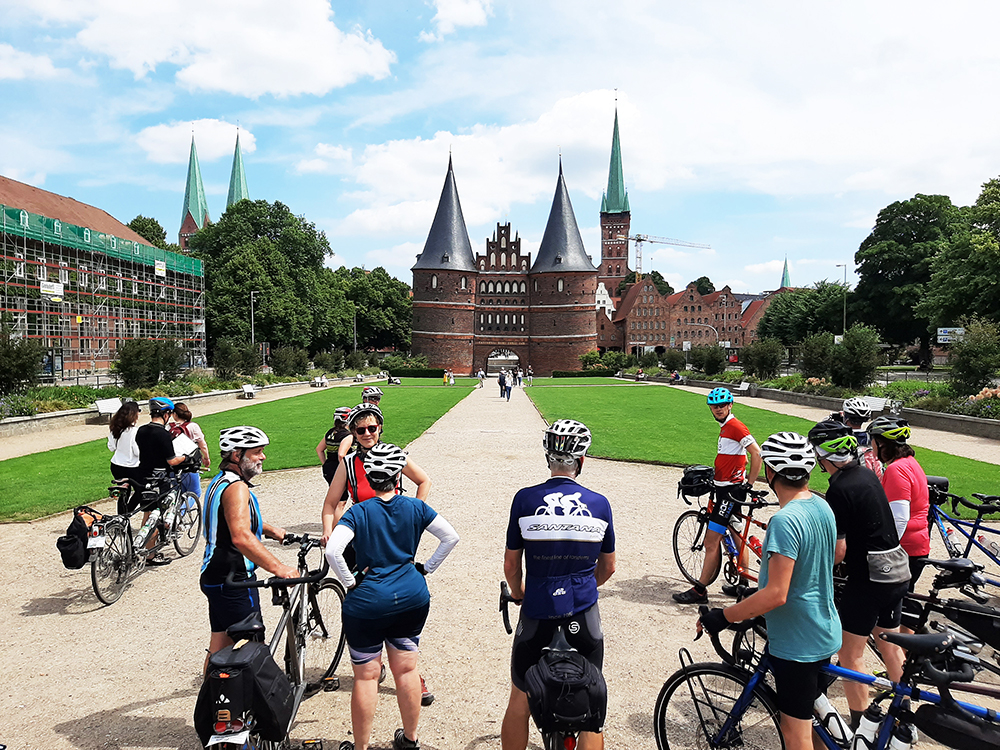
[678,465,715,498]
[867,416,911,443]
[807,420,858,458]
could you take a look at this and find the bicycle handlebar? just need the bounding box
[225,562,328,589]
[920,659,977,686]
[499,581,521,635]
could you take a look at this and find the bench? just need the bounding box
[866,396,902,415]
[354,373,365,383]
[240,384,260,399]
[94,397,123,419]
[736,382,751,395]
[310,376,328,388]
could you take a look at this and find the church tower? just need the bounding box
[227,132,250,208]
[410,157,478,372]
[598,110,631,300]
[178,136,210,250]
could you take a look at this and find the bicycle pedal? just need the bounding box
[302,740,324,749]
[322,676,340,692]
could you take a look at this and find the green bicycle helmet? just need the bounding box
[707,388,734,406]
[807,420,859,458]
[868,416,911,443]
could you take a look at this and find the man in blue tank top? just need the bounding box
[502,419,616,750]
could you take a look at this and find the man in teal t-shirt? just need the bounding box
[696,432,840,750]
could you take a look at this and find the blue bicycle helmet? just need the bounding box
[706,388,733,406]
[148,397,176,415]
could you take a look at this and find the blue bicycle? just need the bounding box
[927,477,1000,589]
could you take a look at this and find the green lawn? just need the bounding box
[0,385,470,522]
[529,377,629,387]
[526,383,1000,501]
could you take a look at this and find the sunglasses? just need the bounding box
[354,425,380,435]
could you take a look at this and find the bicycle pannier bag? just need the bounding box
[525,649,607,734]
[938,598,1000,651]
[678,465,715,498]
[56,507,103,569]
[912,704,1000,750]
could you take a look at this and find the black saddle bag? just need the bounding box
[912,704,1000,750]
[194,640,292,747]
[524,649,607,734]
[56,507,104,569]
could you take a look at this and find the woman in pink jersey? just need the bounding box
[868,416,929,588]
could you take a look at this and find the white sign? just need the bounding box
[937,327,965,344]
[719,340,731,348]
[40,281,64,297]
[682,341,692,352]
[834,335,844,345]
[154,260,167,277]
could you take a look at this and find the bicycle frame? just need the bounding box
[721,512,769,584]
[929,503,1000,587]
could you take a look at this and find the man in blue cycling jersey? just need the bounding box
[502,419,616,750]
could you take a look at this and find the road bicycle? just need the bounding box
[207,533,346,749]
[927,476,1000,588]
[673,486,777,587]
[87,469,203,605]
[654,609,1000,750]
[499,582,606,750]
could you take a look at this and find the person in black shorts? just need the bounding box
[133,397,187,565]
[316,406,352,485]
[808,420,910,730]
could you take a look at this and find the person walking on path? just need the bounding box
[502,419,615,750]
[697,432,840,750]
[326,442,459,750]
[498,369,507,398]
[673,387,762,603]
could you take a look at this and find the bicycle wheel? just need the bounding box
[654,662,783,750]
[172,492,202,557]
[673,510,717,586]
[302,579,347,693]
[91,521,133,605]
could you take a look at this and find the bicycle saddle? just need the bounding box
[542,626,577,654]
[924,557,979,574]
[926,476,949,493]
[880,630,955,656]
[226,612,266,642]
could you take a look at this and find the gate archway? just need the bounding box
[486,348,519,375]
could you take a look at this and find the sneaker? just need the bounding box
[420,676,435,706]
[672,586,708,604]
[393,728,420,750]
[721,581,751,597]
[146,553,171,566]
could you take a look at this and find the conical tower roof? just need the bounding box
[412,156,477,272]
[181,136,210,230]
[531,160,595,274]
[227,132,249,208]
[600,109,629,214]
[780,257,791,288]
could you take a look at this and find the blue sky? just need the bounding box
[4,1,1000,295]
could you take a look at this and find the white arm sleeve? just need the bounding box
[889,500,910,540]
[325,525,357,590]
[422,515,460,574]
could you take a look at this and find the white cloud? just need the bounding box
[24,0,395,98]
[136,120,257,164]
[295,144,354,174]
[364,241,426,280]
[745,260,784,275]
[0,43,61,80]
[419,0,493,42]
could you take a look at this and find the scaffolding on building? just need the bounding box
[1,205,205,379]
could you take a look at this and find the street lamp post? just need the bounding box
[250,290,262,369]
[835,264,847,335]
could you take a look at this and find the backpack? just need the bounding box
[524,648,607,734]
[194,640,293,747]
[56,506,104,569]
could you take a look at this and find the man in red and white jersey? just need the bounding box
[673,387,762,604]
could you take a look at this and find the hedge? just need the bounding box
[552,369,618,378]
[388,368,446,378]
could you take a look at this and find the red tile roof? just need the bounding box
[0,174,151,246]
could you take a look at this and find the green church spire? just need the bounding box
[600,109,629,214]
[781,256,791,288]
[227,132,249,208]
[181,136,209,230]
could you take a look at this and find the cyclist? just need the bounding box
[807,420,909,730]
[134,397,188,565]
[336,387,384,461]
[673,387,762,604]
[316,406,352,485]
[830,397,881,478]
[697,432,840,750]
[200,426,297,672]
[868,416,930,590]
[501,419,616,750]
[325,442,459,750]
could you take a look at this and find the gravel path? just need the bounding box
[0,383,980,750]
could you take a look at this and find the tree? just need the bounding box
[741,339,784,380]
[616,270,674,297]
[270,346,310,376]
[212,339,260,380]
[332,267,412,352]
[661,349,685,371]
[692,276,715,295]
[0,319,43,393]
[853,194,963,363]
[756,282,850,346]
[697,344,727,375]
[798,332,834,379]
[829,324,882,389]
[601,351,627,372]
[128,215,168,249]
[949,316,1000,395]
[113,339,183,389]
[579,350,602,369]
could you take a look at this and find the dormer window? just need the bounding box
[442,253,449,263]
[555,255,562,264]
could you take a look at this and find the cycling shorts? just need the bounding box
[510,603,603,692]
[838,580,908,636]
[907,555,928,592]
[201,575,261,634]
[769,655,828,720]
[708,484,747,535]
[342,602,430,665]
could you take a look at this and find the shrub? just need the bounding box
[373,352,423,372]
[639,351,660,369]
[742,339,784,380]
[579,350,603,369]
[830,324,882,389]
[314,350,346,372]
[213,339,259,380]
[552,369,617,377]
[799,332,833,379]
[949,317,1000,396]
[345,351,368,371]
[0,393,36,419]
[113,339,161,389]
[271,347,310,376]
[388,368,446,378]
[0,320,44,395]
[601,351,628,372]
[701,345,727,376]
[661,349,686,371]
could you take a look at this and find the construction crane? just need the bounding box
[616,233,712,276]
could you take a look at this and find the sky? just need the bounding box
[4,0,1000,296]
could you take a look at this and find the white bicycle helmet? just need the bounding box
[362,386,383,402]
[219,426,270,454]
[334,406,352,423]
[543,419,592,458]
[842,397,872,422]
[363,442,407,483]
[348,402,383,428]
[760,432,815,481]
